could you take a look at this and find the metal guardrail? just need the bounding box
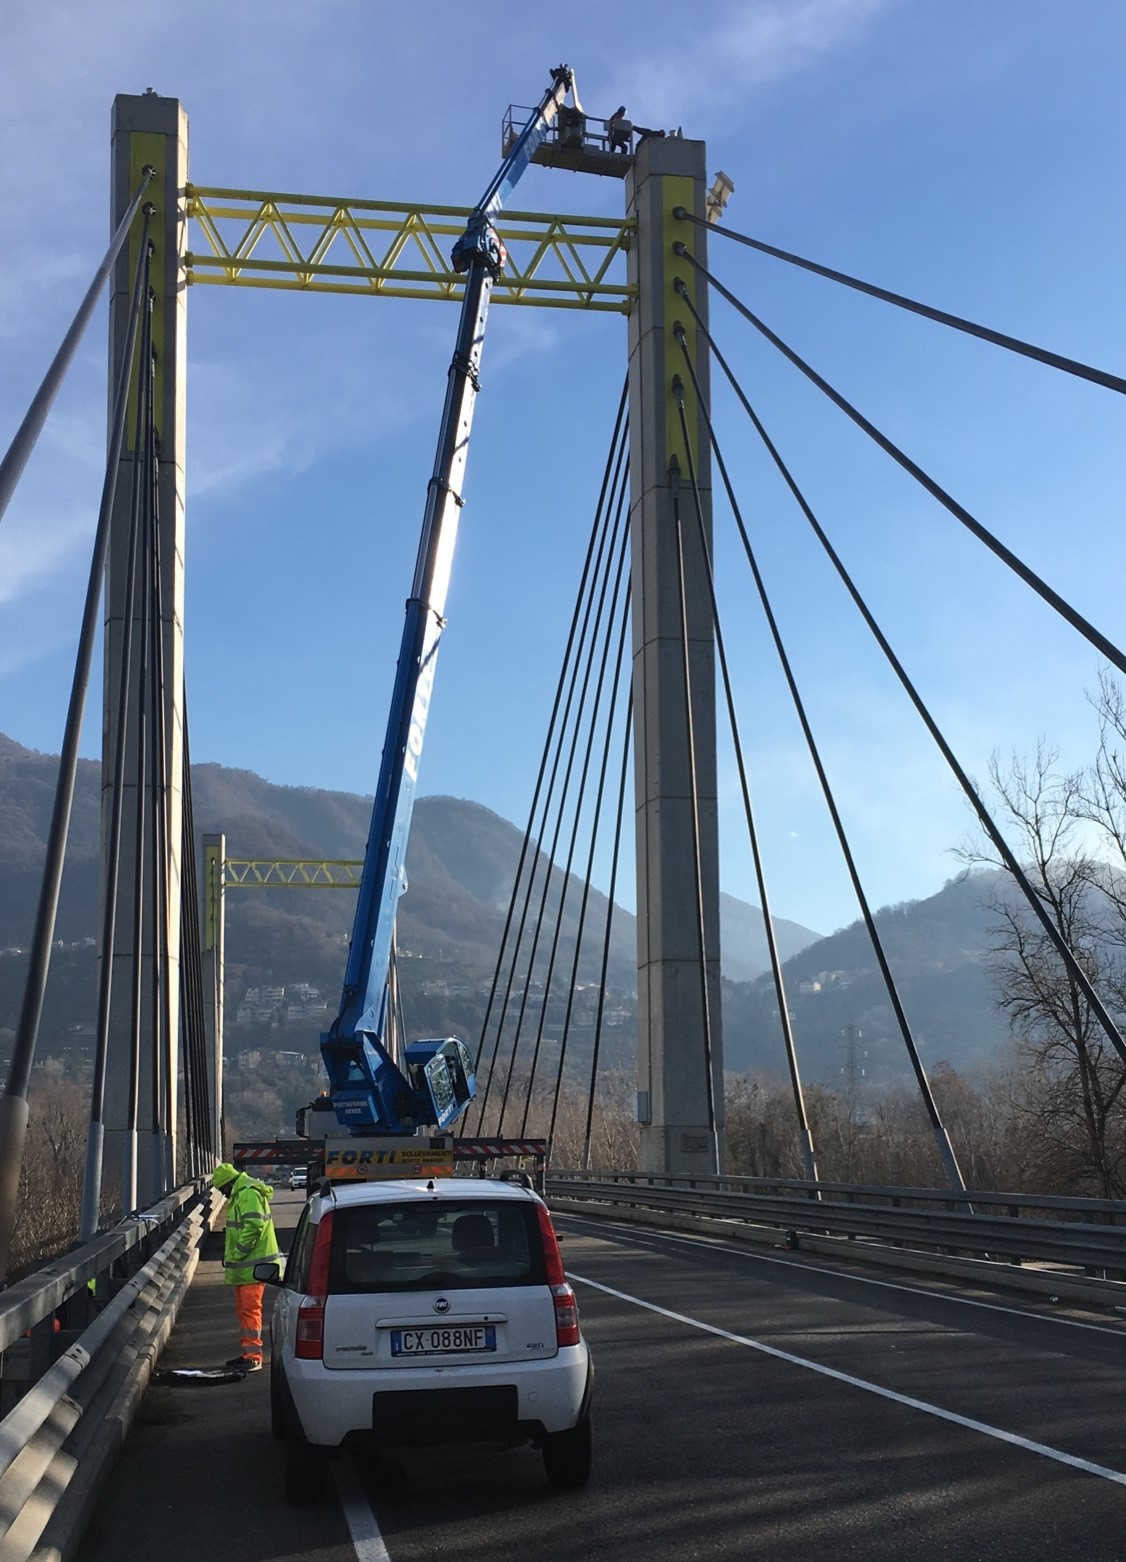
[0,1182,217,1561]
[0,1185,200,1359]
[547,1171,1126,1280]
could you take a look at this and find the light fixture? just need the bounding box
[706,170,735,224]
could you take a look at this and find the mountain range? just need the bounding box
[723,868,1011,1087]
[0,731,1014,1086]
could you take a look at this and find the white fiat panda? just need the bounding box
[262,1175,593,1503]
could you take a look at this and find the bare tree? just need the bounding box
[11,1069,90,1276]
[1078,670,1126,949]
[961,745,1126,1195]
[725,1072,948,1186]
[929,1058,1025,1189]
[725,1074,810,1178]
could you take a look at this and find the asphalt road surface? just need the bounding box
[77,1192,1126,1562]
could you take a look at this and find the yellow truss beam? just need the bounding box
[224,858,363,889]
[184,186,633,312]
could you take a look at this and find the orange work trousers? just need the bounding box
[234,1282,265,1363]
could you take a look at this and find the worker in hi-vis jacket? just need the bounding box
[212,1161,281,1372]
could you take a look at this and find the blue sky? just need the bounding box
[2,1,1125,938]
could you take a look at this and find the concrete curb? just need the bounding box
[550,1198,1126,1310]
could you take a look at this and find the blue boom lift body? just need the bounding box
[318,66,582,1137]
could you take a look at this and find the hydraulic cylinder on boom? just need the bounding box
[316,66,585,1141]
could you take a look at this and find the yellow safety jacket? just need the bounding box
[222,1172,281,1285]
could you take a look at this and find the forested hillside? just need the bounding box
[724,871,1011,1087]
[0,734,826,1076]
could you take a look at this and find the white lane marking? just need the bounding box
[333,1458,393,1562]
[563,1212,1126,1338]
[570,1271,1126,1486]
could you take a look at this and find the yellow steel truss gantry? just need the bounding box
[223,858,363,889]
[184,187,633,312]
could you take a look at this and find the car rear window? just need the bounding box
[329,1198,546,1293]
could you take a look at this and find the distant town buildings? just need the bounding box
[231,1046,318,1072]
[798,971,850,996]
[236,982,328,1026]
[1,937,95,957]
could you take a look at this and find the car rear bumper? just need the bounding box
[285,1342,591,1447]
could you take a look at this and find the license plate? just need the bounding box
[390,1325,497,1357]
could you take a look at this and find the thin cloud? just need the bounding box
[0,253,95,346]
[0,501,94,607]
[187,329,447,503]
[612,0,890,131]
[0,371,113,608]
[483,310,561,376]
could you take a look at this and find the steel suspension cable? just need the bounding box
[674,247,1126,682]
[0,225,152,1259]
[485,455,631,1135]
[676,287,1126,1070]
[669,470,720,1150]
[473,438,628,1135]
[546,584,632,1150]
[146,407,175,1198]
[518,519,633,1137]
[671,374,820,1186]
[182,811,213,1173]
[473,398,630,1133]
[0,173,155,526]
[145,382,168,1194]
[182,742,212,1172]
[672,335,967,1192]
[495,504,632,1137]
[179,713,213,1174]
[472,379,628,1083]
[581,691,633,1171]
[677,209,1126,397]
[124,337,158,1213]
[391,940,408,1066]
[77,237,156,1241]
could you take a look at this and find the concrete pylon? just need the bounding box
[626,135,724,1175]
[102,93,188,1208]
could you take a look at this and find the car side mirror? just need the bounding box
[253,1259,284,1285]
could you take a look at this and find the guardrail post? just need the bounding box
[27,1315,57,1381]
[1007,1203,1022,1264]
[891,1193,903,1249]
[56,1284,94,1337]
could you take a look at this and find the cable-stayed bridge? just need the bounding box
[2,84,1126,1562]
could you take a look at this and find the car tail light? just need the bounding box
[534,1201,581,1346]
[534,1201,566,1284]
[295,1210,334,1361]
[551,1282,581,1347]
